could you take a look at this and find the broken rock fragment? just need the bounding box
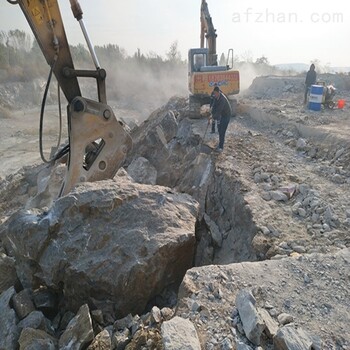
[161,316,201,350]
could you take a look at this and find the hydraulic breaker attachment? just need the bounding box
[61,97,132,196]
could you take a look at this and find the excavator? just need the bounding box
[188,0,240,115]
[6,0,132,196]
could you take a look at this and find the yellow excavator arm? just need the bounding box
[7,0,132,196]
[18,0,80,102]
[200,0,217,66]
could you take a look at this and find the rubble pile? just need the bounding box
[245,76,304,100]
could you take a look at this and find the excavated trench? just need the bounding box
[194,170,258,266]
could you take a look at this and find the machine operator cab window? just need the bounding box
[194,54,206,72]
[189,48,227,74]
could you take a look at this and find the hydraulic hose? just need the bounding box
[39,55,56,163]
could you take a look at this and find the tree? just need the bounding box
[7,29,32,51]
[70,43,90,65]
[166,40,181,62]
[255,55,269,65]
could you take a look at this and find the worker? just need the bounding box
[209,84,221,133]
[210,86,232,152]
[304,63,317,104]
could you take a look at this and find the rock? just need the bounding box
[0,253,17,294]
[277,313,294,325]
[18,310,53,335]
[161,307,174,321]
[125,328,153,350]
[260,226,271,236]
[278,185,296,199]
[12,288,35,320]
[254,173,262,183]
[297,208,307,217]
[235,289,265,345]
[298,184,310,195]
[270,191,288,202]
[0,287,19,350]
[260,172,270,181]
[334,148,345,160]
[114,314,134,331]
[18,328,57,350]
[151,306,162,323]
[32,287,57,318]
[308,148,318,158]
[87,329,111,350]
[203,214,223,247]
[258,307,278,337]
[3,178,198,317]
[112,329,130,350]
[159,110,178,142]
[296,138,307,151]
[273,324,319,349]
[236,341,254,350]
[220,337,233,350]
[292,246,306,254]
[59,304,94,350]
[292,202,302,215]
[332,174,344,184]
[261,192,272,201]
[127,157,157,185]
[161,316,201,350]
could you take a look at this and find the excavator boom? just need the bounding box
[8,0,132,196]
[200,0,217,66]
[18,0,81,102]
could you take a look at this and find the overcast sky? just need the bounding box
[1,0,349,67]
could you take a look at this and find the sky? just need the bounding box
[0,0,349,67]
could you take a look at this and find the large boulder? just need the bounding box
[2,176,199,318]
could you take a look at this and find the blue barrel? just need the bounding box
[308,85,324,111]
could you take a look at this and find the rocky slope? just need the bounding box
[0,75,349,349]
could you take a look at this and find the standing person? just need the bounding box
[209,85,221,133]
[304,63,317,104]
[211,86,232,152]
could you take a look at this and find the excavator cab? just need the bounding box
[189,48,229,73]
